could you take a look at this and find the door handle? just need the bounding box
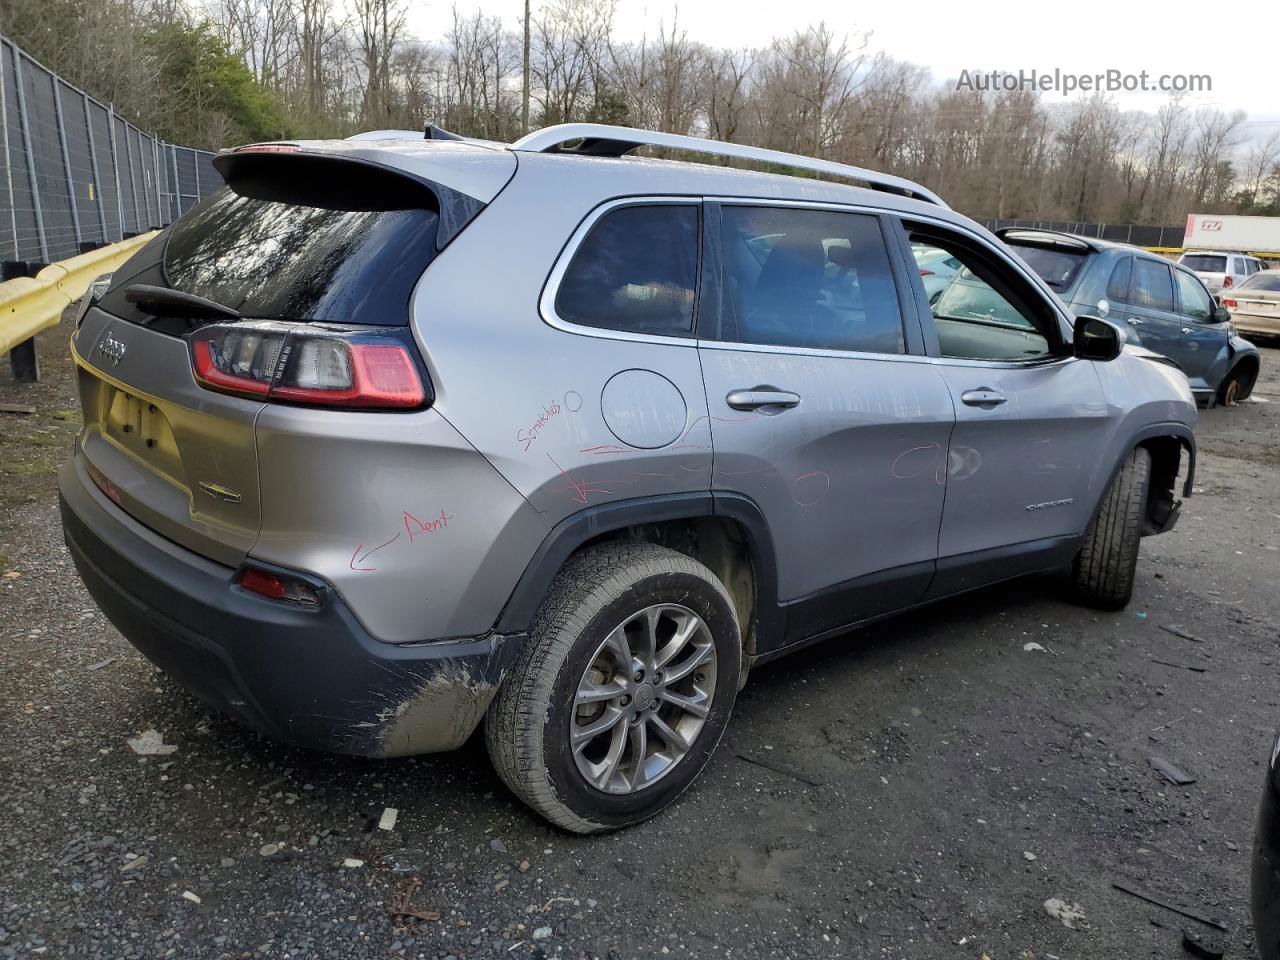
[1126,317,1144,325]
[725,387,801,411]
[960,388,1007,407]
[1181,327,1192,334]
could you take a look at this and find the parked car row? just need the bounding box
[1178,250,1269,293]
[983,229,1261,406]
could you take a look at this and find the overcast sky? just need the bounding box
[413,0,1280,136]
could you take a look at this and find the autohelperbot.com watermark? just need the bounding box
[955,68,1211,97]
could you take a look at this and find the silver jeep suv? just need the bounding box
[60,124,1198,832]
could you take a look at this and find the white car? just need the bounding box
[1178,250,1267,293]
[912,243,964,301]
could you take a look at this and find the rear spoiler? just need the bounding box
[994,227,1100,252]
[212,150,487,250]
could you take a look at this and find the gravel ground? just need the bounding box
[1,317,1278,960]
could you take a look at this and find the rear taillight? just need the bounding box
[919,268,934,276]
[189,322,427,410]
[1223,275,1233,288]
[1223,298,1238,309]
[86,461,123,505]
[237,566,323,606]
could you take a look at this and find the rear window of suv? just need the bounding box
[161,188,440,326]
[1006,243,1088,292]
[1181,254,1227,272]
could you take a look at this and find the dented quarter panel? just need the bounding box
[252,405,549,643]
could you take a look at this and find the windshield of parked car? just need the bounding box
[1181,254,1227,272]
[1239,272,1280,292]
[1007,243,1088,291]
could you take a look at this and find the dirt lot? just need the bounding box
[1,314,1278,960]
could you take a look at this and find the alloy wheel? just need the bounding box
[570,603,717,794]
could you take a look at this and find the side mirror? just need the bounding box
[1212,305,1231,323]
[1073,315,1123,362]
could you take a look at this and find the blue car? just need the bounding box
[988,229,1262,405]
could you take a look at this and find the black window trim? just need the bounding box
[890,215,1076,367]
[539,195,704,346]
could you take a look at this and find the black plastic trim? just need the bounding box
[494,491,782,645]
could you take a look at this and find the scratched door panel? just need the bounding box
[402,158,713,530]
[699,347,954,603]
[931,358,1110,559]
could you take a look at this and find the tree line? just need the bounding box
[6,0,1279,224]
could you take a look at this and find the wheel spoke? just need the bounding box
[571,705,624,750]
[627,719,649,789]
[660,641,713,686]
[659,687,710,719]
[655,611,702,668]
[593,721,628,789]
[575,679,625,706]
[647,712,690,755]
[638,607,661,670]
[603,625,633,674]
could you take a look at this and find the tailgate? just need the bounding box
[72,307,264,566]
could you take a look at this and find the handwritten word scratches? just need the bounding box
[404,509,453,542]
[518,402,563,452]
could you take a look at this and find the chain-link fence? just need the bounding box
[979,218,1188,249]
[0,34,221,268]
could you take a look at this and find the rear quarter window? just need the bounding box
[553,204,699,337]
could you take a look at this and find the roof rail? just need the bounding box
[510,123,948,208]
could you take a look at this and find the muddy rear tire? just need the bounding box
[1071,446,1151,610]
[485,542,741,833]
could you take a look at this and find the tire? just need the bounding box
[485,542,742,833]
[1218,364,1254,406]
[1071,446,1151,610]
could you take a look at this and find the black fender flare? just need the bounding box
[494,491,781,641]
[1082,421,1196,539]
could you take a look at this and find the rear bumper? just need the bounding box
[1233,313,1280,338]
[1255,736,1280,960]
[59,455,521,757]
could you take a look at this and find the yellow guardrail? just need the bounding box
[0,232,158,356]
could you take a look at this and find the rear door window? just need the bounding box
[554,204,699,337]
[1131,259,1176,311]
[714,205,906,354]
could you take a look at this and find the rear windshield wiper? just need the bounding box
[124,284,241,323]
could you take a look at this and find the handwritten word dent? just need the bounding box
[404,509,453,542]
[350,508,454,572]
